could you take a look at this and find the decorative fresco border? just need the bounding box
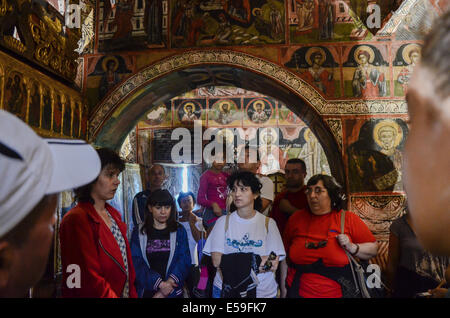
[89,50,409,138]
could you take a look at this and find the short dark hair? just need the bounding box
[421,10,450,98]
[177,191,196,206]
[1,194,55,247]
[286,158,306,173]
[143,189,178,234]
[74,148,125,204]
[227,171,262,212]
[306,174,346,211]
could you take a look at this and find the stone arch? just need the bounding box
[90,50,354,189]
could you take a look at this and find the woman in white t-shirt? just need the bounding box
[203,171,286,298]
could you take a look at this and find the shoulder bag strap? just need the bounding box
[225,212,231,233]
[265,216,270,234]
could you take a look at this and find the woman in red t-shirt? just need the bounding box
[283,174,378,298]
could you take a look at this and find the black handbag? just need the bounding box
[340,210,386,298]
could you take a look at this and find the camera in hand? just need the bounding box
[262,251,277,272]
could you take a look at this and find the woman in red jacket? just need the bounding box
[60,148,137,298]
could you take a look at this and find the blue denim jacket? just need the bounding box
[130,223,191,298]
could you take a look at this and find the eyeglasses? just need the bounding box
[304,187,327,195]
[305,239,328,249]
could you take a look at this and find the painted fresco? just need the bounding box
[278,103,303,125]
[139,103,173,128]
[350,194,406,271]
[345,118,408,193]
[86,55,133,108]
[393,43,421,96]
[63,96,72,136]
[343,44,390,98]
[28,81,41,128]
[137,129,152,184]
[4,72,27,121]
[244,98,276,126]
[288,0,371,44]
[174,98,206,125]
[283,46,341,98]
[73,101,81,138]
[170,0,285,48]
[41,86,52,131]
[53,93,63,134]
[208,98,242,126]
[279,126,331,178]
[98,0,169,51]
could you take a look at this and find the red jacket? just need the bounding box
[60,202,137,298]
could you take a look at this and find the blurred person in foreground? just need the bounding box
[403,10,450,257]
[0,110,100,297]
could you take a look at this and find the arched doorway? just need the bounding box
[90,50,345,189]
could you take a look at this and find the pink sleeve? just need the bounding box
[197,172,212,208]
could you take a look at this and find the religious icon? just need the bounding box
[179,101,200,123]
[41,87,52,131]
[53,94,63,134]
[373,120,404,191]
[258,127,288,175]
[99,56,121,99]
[301,47,335,97]
[247,99,271,124]
[5,73,27,121]
[298,128,328,177]
[28,82,41,128]
[352,46,387,98]
[347,119,406,193]
[397,44,421,94]
[63,96,72,136]
[212,99,238,125]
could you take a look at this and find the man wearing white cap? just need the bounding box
[0,110,100,297]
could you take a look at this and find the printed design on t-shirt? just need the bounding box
[217,185,227,200]
[226,233,263,252]
[146,239,170,254]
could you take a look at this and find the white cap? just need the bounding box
[0,110,101,238]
